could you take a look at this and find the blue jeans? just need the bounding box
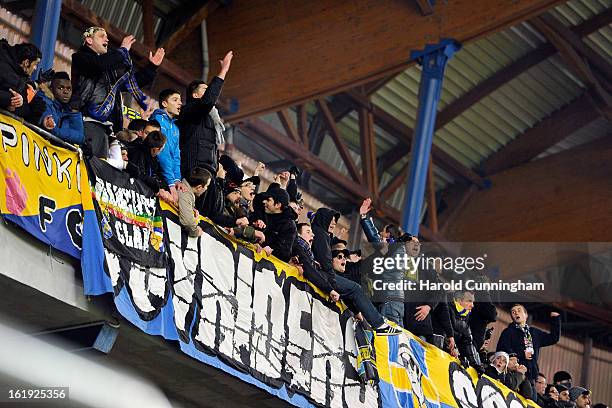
[335,274,384,328]
[379,301,404,326]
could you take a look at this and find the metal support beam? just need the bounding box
[581,336,592,387]
[482,94,598,175]
[315,98,363,183]
[426,158,438,233]
[30,0,62,72]
[402,39,460,235]
[162,1,220,54]
[142,0,155,47]
[277,109,299,143]
[358,106,378,197]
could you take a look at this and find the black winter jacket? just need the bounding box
[178,76,224,175]
[310,208,340,290]
[292,237,335,294]
[70,45,157,131]
[431,291,454,338]
[0,39,45,121]
[448,302,481,368]
[264,209,297,262]
[469,289,498,350]
[496,316,561,381]
[125,144,165,193]
[403,267,441,337]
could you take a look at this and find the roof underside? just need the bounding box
[248,0,611,212]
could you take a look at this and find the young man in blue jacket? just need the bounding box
[38,72,84,145]
[151,88,182,202]
[496,304,561,382]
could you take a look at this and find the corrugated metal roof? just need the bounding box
[78,0,166,42]
[311,0,611,215]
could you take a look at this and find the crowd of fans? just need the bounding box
[0,29,604,407]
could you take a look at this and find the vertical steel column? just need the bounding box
[30,0,62,73]
[401,39,461,235]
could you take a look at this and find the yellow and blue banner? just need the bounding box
[0,112,106,294]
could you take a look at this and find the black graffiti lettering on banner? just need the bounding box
[161,214,377,407]
[449,362,478,408]
[66,208,83,250]
[38,195,56,232]
[88,157,166,268]
[476,376,527,408]
[449,362,529,408]
[105,249,171,321]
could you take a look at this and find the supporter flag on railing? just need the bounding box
[0,112,105,290]
[87,157,167,268]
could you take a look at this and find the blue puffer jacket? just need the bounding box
[37,93,84,145]
[151,108,181,187]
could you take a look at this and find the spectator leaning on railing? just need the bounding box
[0,39,45,122]
[37,71,84,145]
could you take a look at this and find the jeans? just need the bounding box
[379,301,404,326]
[335,274,384,328]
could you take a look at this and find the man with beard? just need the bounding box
[259,187,297,262]
[0,40,45,121]
[37,71,84,145]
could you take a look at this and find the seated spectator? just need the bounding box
[178,167,212,237]
[507,353,534,399]
[292,223,338,296]
[179,51,233,175]
[259,186,297,262]
[71,27,164,158]
[330,248,401,335]
[125,130,172,203]
[151,88,182,199]
[37,71,84,145]
[310,207,400,335]
[553,371,573,389]
[497,304,561,382]
[449,290,483,371]
[569,388,591,408]
[0,39,45,121]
